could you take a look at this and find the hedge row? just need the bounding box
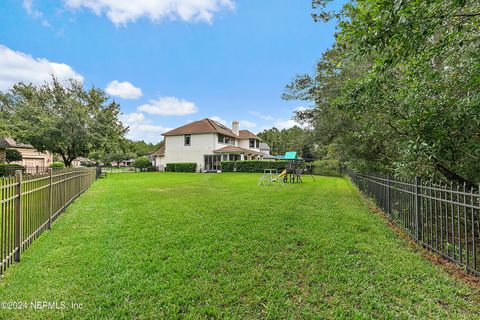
[0,164,25,176]
[221,160,286,173]
[50,162,65,169]
[166,163,197,172]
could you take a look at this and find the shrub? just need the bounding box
[221,161,286,173]
[166,163,196,172]
[312,159,343,177]
[221,161,236,172]
[0,164,25,176]
[5,149,23,163]
[50,162,65,169]
[133,156,152,168]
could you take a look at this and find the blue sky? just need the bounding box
[0,0,342,143]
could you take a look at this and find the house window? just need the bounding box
[218,134,235,145]
[256,140,260,148]
[184,134,191,146]
[229,154,240,161]
[249,139,255,148]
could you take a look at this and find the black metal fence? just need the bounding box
[348,171,480,276]
[1,168,97,275]
[99,166,157,174]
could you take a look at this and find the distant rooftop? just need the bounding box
[0,137,34,149]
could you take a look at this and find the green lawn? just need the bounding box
[0,173,478,319]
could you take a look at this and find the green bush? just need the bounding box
[166,163,196,172]
[221,161,236,172]
[133,156,152,168]
[5,149,23,163]
[0,164,25,176]
[312,159,343,177]
[50,162,65,169]
[221,161,286,173]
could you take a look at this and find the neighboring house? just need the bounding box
[71,157,95,167]
[154,118,265,172]
[150,144,165,170]
[111,159,134,167]
[259,142,276,160]
[0,138,53,167]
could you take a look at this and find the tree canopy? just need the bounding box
[285,0,480,186]
[0,78,128,167]
[257,126,315,158]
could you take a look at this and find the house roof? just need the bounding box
[151,144,165,157]
[213,146,263,156]
[259,142,270,150]
[0,137,34,149]
[238,130,261,140]
[163,118,237,137]
[162,118,262,140]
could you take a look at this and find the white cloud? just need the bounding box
[239,120,256,129]
[119,113,168,143]
[274,119,301,130]
[210,116,227,126]
[23,0,42,18]
[138,97,198,116]
[0,45,83,91]
[119,112,148,124]
[23,0,52,28]
[248,111,275,121]
[63,0,235,26]
[106,80,142,99]
[126,124,171,143]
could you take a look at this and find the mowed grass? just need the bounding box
[0,173,479,319]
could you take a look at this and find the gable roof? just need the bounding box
[259,142,270,150]
[238,130,261,140]
[162,118,262,140]
[0,137,34,149]
[151,144,165,157]
[163,118,237,137]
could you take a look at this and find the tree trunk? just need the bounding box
[434,158,476,189]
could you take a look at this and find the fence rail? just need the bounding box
[1,167,96,274]
[348,170,480,276]
[100,166,156,173]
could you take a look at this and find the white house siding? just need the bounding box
[237,138,259,151]
[153,156,166,170]
[237,139,261,160]
[163,134,217,172]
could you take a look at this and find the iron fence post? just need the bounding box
[415,176,422,241]
[48,168,53,229]
[387,174,391,215]
[14,170,22,262]
[63,171,67,212]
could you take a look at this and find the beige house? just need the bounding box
[0,138,53,168]
[152,118,264,172]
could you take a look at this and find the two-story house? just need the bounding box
[152,118,264,172]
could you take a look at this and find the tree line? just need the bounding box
[282,0,480,187]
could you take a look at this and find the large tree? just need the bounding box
[285,0,480,186]
[0,78,128,167]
